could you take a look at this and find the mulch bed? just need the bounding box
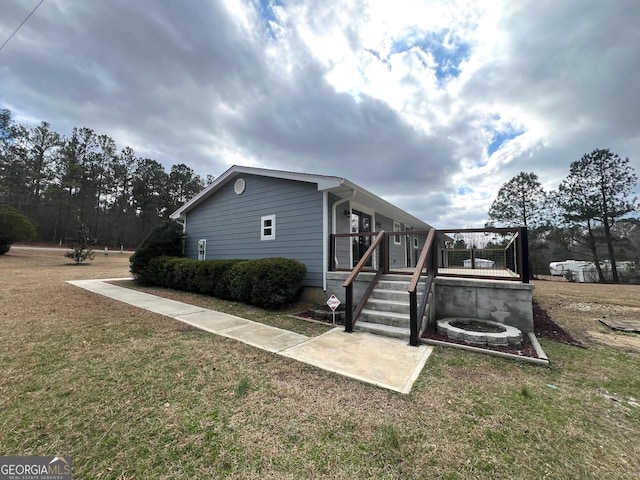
[296,305,346,326]
[298,300,583,359]
[421,300,584,358]
[532,299,584,348]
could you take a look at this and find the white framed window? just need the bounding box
[413,236,419,249]
[261,214,276,241]
[393,221,401,245]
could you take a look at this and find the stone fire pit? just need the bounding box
[437,318,523,347]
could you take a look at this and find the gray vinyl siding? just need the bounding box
[184,174,324,287]
[376,214,406,268]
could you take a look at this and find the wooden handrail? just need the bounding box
[343,231,385,287]
[408,229,436,346]
[408,229,436,293]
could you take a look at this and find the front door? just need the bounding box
[351,210,372,267]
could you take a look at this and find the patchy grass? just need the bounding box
[234,377,250,398]
[0,247,639,479]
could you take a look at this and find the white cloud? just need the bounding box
[1,0,638,228]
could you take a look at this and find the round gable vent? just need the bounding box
[234,178,246,195]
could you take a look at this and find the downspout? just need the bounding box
[322,192,328,291]
[331,189,357,271]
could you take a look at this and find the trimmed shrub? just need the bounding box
[144,256,306,308]
[205,260,247,298]
[0,206,36,255]
[130,220,182,284]
[228,261,254,303]
[152,256,190,288]
[229,257,307,308]
[147,257,247,297]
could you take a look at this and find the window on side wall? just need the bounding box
[261,214,276,241]
[393,221,401,245]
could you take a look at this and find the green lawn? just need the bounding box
[1,248,638,479]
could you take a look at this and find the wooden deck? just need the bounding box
[382,267,519,279]
[437,267,520,278]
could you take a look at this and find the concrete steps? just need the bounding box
[356,321,411,340]
[355,274,433,341]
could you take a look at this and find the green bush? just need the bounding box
[144,256,306,308]
[205,260,247,298]
[130,220,183,284]
[148,256,190,288]
[0,206,36,255]
[229,257,307,308]
[227,261,254,303]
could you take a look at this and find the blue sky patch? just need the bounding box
[391,29,471,85]
[487,126,525,156]
[255,0,282,38]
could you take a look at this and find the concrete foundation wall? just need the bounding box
[326,271,377,306]
[434,277,534,333]
[300,286,331,305]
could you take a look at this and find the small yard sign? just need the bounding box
[327,294,341,325]
[327,294,340,311]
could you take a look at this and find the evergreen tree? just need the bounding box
[64,221,96,264]
[487,172,549,274]
[488,172,548,228]
[0,206,37,254]
[556,148,638,283]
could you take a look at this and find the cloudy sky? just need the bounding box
[1,0,639,227]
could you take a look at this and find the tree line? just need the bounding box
[487,148,639,283]
[0,108,210,248]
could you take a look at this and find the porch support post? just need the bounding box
[329,234,335,271]
[345,284,353,333]
[382,233,389,273]
[520,227,530,283]
[409,290,418,346]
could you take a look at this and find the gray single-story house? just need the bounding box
[170,165,433,301]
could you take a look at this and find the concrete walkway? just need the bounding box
[67,278,433,393]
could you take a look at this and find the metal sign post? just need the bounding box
[326,294,341,325]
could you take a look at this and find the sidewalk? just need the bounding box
[67,279,433,393]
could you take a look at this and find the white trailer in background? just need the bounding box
[550,260,635,282]
[549,260,591,277]
[463,258,495,268]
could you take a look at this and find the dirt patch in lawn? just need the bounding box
[533,279,640,353]
[587,330,640,353]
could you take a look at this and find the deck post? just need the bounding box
[409,290,418,346]
[382,233,389,273]
[345,284,353,332]
[329,234,335,271]
[520,227,530,283]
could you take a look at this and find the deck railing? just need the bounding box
[342,231,385,332]
[408,229,437,346]
[437,227,529,283]
[330,230,432,273]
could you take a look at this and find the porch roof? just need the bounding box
[170,165,433,230]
